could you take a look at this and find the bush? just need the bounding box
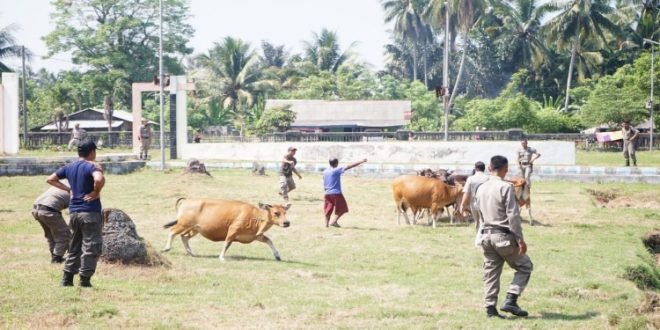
[623,253,660,291]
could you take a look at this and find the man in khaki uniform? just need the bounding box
[517,138,540,187]
[67,123,87,151]
[459,161,489,231]
[138,120,152,160]
[475,155,533,319]
[622,120,639,166]
[32,186,71,263]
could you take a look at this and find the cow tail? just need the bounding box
[175,197,186,212]
[163,220,177,229]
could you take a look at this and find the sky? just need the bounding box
[1,0,393,72]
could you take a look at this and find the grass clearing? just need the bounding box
[1,168,658,328]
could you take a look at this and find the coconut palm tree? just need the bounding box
[490,0,558,70]
[382,0,433,83]
[543,0,620,111]
[0,24,29,72]
[302,28,356,73]
[193,37,278,138]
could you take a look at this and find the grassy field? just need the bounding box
[0,168,658,329]
[14,147,660,167]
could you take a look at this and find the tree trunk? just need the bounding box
[412,45,418,82]
[448,31,469,111]
[564,30,579,112]
[423,44,428,88]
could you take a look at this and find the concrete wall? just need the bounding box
[181,140,575,165]
[1,73,19,155]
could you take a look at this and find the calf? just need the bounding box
[162,198,291,261]
[392,175,463,228]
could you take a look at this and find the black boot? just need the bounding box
[61,271,74,287]
[51,255,65,264]
[486,306,505,319]
[501,293,528,317]
[625,160,630,167]
[79,275,93,288]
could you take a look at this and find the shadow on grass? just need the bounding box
[191,254,318,266]
[532,311,599,320]
[341,226,384,231]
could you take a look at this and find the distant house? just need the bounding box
[265,100,412,132]
[32,108,157,132]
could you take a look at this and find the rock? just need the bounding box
[101,208,170,267]
[184,158,212,176]
[251,162,266,176]
[643,231,660,254]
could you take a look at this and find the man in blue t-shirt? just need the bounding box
[47,140,105,288]
[322,158,367,228]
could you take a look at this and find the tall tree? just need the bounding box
[490,0,557,70]
[382,0,433,83]
[44,0,194,107]
[193,37,277,138]
[0,23,30,72]
[544,0,620,111]
[302,28,355,73]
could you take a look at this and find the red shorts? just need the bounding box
[324,194,348,216]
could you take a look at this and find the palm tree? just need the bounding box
[544,0,620,111]
[302,28,355,73]
[193,37,278,138]
[382,0,433,83]
[490,0,558,70]
[0,24,29,72]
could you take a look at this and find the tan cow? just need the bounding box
[392,175,464,228]
[162,198,291,261]
[507,177,532,225]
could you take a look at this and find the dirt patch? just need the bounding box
[586,189,660,209]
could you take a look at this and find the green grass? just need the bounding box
[1,169,658,328]
[14,147,660,167]
[576,150,660,167]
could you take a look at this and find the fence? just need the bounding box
[20,130,660,150]
[20,131,171,149]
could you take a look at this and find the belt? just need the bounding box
[481,227,510,234]
[520,162,530,165]
[33,204,61,214]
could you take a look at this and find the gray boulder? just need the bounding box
[101,208,170,267]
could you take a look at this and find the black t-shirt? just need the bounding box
[279,156,297,177]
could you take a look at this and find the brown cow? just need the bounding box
[162,198,291,261]
[392,175,463,228]
[507,177,532,225]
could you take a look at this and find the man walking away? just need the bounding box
[622,120,639,166]
[459,161,489,238]
[517,138,540,187]
[279,146,302,204]
[47,141,105,288]
[323,158,368,228]
[31,186,71,263]
[475,155,533,319]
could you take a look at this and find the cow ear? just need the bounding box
[258,203,271,210]
[283,203,291,211]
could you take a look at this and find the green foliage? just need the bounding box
[406,81,441,131]
[579,62,649,127]
[44,0,194,108]
[623,251,660,291]
[255,105,296,134]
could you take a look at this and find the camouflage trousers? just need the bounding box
[64,212,103,278]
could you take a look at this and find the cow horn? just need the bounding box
[258,203,271,210]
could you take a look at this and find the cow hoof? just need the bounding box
[275,256,281,261]
[161,248,170,253]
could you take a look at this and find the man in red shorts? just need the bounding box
[323,158,368,227]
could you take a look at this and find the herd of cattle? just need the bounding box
[161,169,532,261]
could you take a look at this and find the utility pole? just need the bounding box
[21,46,28,145]
[159,0,165,169]
[644,38,657,152]
[442,1,450,141]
